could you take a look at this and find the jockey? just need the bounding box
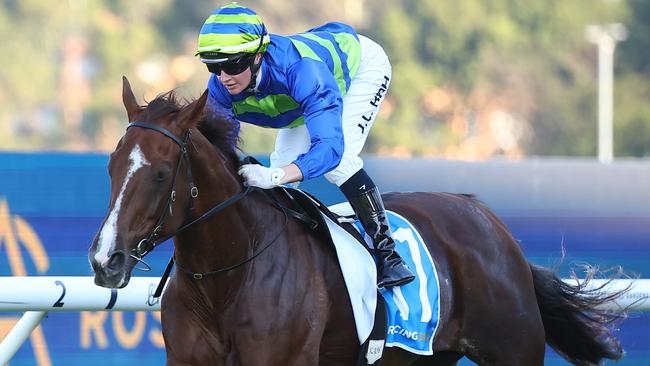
[196,3,414,288]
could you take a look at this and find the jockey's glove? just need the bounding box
[238,164,285,189]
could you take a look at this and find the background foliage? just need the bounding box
[0,0,647,159]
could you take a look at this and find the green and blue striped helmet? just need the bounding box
[196,3,270,56]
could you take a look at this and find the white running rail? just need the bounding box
[0,276,164,365]
[0,277,648,365]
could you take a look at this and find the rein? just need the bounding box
[174,203,288,279]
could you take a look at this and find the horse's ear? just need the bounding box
[177,89,208,129]
[122,76,142,121]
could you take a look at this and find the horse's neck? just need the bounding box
[173,141,275,304]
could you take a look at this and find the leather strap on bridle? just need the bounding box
[126,122,256,297]
[125,122,314,299]
[127,122,199,259]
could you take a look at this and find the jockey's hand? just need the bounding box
[238,164,285,189]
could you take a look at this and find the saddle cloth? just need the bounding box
[326,201,442,355]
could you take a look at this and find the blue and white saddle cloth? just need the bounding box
[326,202,441,355]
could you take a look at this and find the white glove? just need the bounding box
[238,164,285,189]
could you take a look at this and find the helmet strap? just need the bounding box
[245,27,266,93]
[245,55,263,93]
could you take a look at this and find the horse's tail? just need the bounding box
[529,262,628,365]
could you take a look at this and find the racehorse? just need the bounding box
[88,77,627,366]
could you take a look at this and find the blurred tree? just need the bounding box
[364,0,644,158]
[619,0,650,77]
[0,0,648,159]
[616,0,650,157]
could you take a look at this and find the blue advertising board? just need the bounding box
[0,152,171,365]
[1,152,649,365]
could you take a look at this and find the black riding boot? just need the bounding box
[348,187,415,288]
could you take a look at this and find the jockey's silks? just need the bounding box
[207,22,360,180]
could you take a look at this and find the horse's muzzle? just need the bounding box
[90,251,131,288]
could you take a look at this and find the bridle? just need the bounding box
[114,121,311,298]
[126,121,198,261]
[122,122,254,267]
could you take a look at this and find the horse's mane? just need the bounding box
[197,110,241,169]
[143,90,240,169]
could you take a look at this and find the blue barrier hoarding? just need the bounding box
[0,152,171,365]
[1,152,649,365]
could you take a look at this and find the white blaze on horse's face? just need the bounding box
[94,144,150,266]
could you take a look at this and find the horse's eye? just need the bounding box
[154,164,172,182]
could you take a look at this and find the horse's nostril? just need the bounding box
[106,252,126,271]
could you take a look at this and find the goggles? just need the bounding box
[205,54,254,75]
[201,25,266,76]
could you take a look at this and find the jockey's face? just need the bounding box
[218,53,262,95]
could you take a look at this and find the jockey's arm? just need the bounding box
[286,58,344,181]
[277,163,303,184]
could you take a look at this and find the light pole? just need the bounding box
[585,23,627,164]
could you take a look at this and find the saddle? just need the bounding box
[290,188,444,361]
[272,186,388,366]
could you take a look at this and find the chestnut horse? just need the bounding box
[88,77,626,366]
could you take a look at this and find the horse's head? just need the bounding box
[88,76,209,288]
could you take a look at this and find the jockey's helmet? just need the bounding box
[196,3,269,61]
